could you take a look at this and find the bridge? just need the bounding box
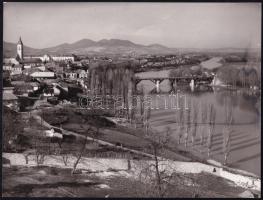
[134,75,214,89]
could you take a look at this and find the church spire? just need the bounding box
[18,36,23,45]
[17,36,24,61]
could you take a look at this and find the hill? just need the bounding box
[3,39,177,57]
[4,38,258,57]
[3,41,41,58]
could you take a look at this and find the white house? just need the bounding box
[77,69,89,79]
[11,65,23,75]
[45,128,63,139]
[23,65,32,69]
[52,56,74,62]
[37,65,46,71]
[64,71,77,79]
[30,82,40,91]
[41,54,52,62]
[30,71,55,78]
[3,65,12,71]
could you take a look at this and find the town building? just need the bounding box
[12,81,40,96]
[23,67,42,76]
[30,71,55,79]
[20,58,43,67]
[76,69,89,79]
[64,71,77,79]
[9,37,75,67]
[51,56,75,62]
[4,58,20,65]
[3,65,13,71]
[42,54,52,62]
[11,65,23,75]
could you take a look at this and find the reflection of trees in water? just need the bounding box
[214,90,238,107]
[239,92,259,115]
[141,78,260,120]
[214,89,260,115]
[148,85,214,95]
[187,86,214,96]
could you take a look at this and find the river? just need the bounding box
[135,58,261,176]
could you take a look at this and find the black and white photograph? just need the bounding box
[2,2,261,198]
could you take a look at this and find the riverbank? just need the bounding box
[32,105,261,176]
[33,108,261,182]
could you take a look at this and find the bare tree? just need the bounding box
[71,136,88,174]
[129,105,137,128]
[184,104,191,148]
[57,123,95,169]
[200,103,207,146]
[191,102,199,147]
[31,134,49,166]
[61,152,70,166]
[138,127,173,197]
[138,85,151,133]
[207,104,216,157]
[177,102,184,144]
[222,97,234,165]
[89,126,99,143]
[143,106,151,135]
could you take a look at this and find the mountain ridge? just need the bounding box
[4,38,258,57]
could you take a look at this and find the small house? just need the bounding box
[11,65,23,76]
[77,69,89,79]
[45,128,63,139]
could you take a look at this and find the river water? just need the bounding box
[135,58,261,176]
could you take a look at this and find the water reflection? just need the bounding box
[137,80,260,122]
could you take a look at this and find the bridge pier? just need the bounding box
[134,79,142,92]
[156,80,161,93]
[149,79,164,93]
[190,79,195,91]
[169,78,177,89]
[135,79,142,87]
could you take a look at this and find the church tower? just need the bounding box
[17,36,24,60]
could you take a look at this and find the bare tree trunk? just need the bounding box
[153,146,162,197]
[222,97,233,166]
[71,136,88,174]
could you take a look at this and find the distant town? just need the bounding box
[3,37,260,113]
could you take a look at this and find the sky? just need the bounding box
[3,2,261,49]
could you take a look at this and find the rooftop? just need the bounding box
[3,92,18,101]
[29,82,40,87]
[20,58,42,64]
[11,81,25,85]
[3,87,15,91]
[30,71,55,78]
